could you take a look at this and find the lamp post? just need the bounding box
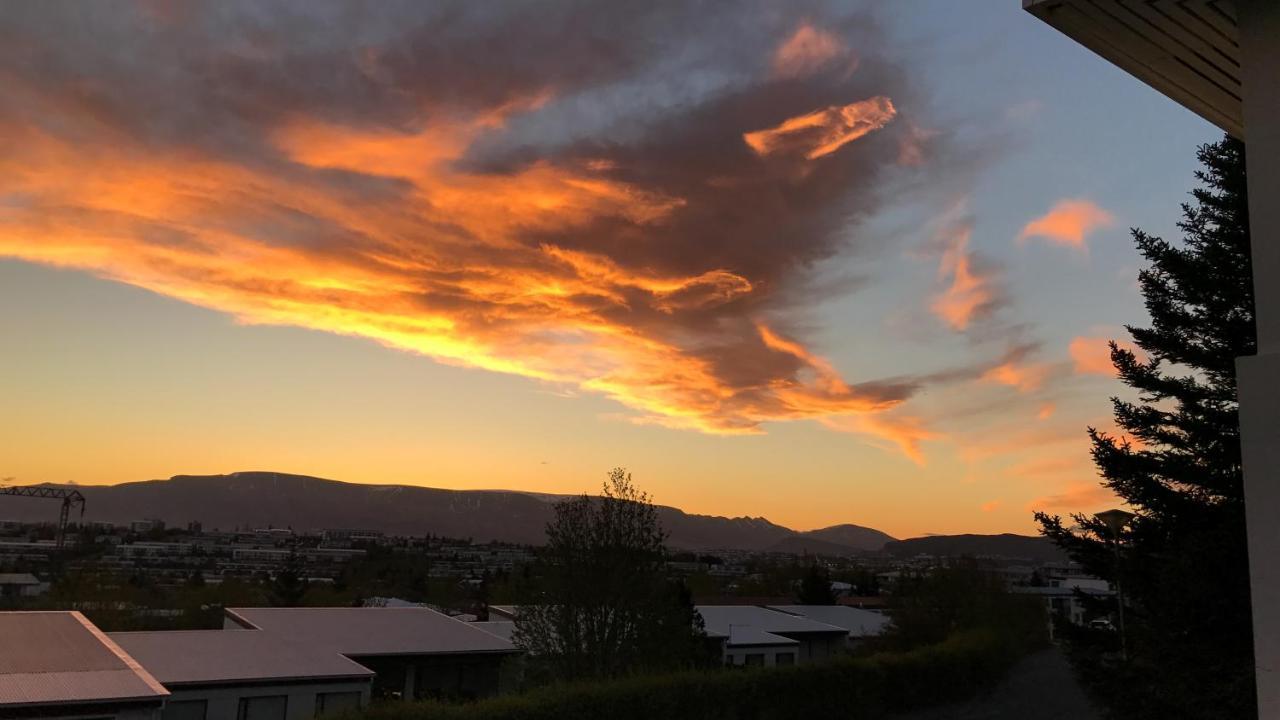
[1095,509,1135,661]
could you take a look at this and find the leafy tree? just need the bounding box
[1036,137,1255,719]
[514,469,708,681]
[884,561,1044,651]
[796,563,836,605]
[268,555,309,607]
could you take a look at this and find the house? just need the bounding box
[0,572,45,598]
[695,606,849,666]
[0,611,168,720]
[224,607,520,700]
[765,605,891,647]
[1024,2,1279,714]
[109,630,373,720]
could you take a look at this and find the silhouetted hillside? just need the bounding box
[799,523,897,552]
[0,472,892,551]
[883,533,1066,563]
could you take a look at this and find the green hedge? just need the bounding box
[353,629,1032,720]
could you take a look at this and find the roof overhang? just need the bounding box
[1024,0,1242,138]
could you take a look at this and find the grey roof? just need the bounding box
[0,612,168,708]
[226,607,518,657]
[0,574,39,585]
[695,606,847,645]
[109,630,374,686]
[721,626,797,647]
[765,605,891,638]
[469,621,515,642]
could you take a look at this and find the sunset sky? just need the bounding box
[0,1,1217,538]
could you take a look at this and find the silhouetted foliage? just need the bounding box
[796,563,836,605]
[1036,137,1255,719]
[882,561,1046,651]
[514,469,709,681]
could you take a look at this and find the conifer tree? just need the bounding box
[1036,137,1255,719]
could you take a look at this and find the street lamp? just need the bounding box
[1095,508,1135,660]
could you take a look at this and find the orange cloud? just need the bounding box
[981,361,1050,394]
[1018,199,1114,250]
[980,500,1002,513]
[1027,482,1121,512]
[0,98,920,458]
[1069,336,1147,376]
[1037,402,1056,420]
[772,23,846,78]
[931,223,1000,331]
[743,97,896,160]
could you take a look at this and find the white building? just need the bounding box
[1024,2,1279,714]
[0,611,169,720]
[765,605,890,647]
[696,605,849,666]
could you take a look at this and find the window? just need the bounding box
[744,653,765,666]
[238,695,287,720]
[775,652,795,666]
[315,691,362,717]
[164,700,208,720]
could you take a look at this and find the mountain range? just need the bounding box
[0,472,1061,560]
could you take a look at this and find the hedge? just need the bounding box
[352,628,1035,720]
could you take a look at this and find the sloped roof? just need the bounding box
[695,605,846,646]
[109,630,374,686]
[765,605,890,638]
[226,607,517,657]
[469,621,515,642]
[0,612,168,708]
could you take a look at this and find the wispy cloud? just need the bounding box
[0,1,951,459]
[772,22,849,79]
[1026,482,1119,512]
[930,216,1004,331]
[1018,199,1114,250]
[1069,336,1147,376]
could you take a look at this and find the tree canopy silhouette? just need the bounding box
[1036,137,1255,719]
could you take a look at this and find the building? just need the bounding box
[0,572,45,598]
[765,605,891,647]
[0,611,168,720]
[1024,2,1279,714]
[224,607,520,700]
[110,630,374,720]
[695,605,849,666]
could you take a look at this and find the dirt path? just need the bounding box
[893,646,1101,720]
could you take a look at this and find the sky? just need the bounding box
[0,1,1219,538]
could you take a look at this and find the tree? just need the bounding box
[514,469,708,681]
[796,563,836,605]
[268,554,309,607]
[1036,137,1255,719]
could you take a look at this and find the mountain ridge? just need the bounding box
[0,472,894,552]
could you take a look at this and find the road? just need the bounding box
[893,646,1100,720]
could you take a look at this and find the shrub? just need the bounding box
[351,627,1036,720]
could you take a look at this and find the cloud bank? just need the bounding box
[0,1,947,455]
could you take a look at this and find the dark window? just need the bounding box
[164,700,208,720]
[744,653,765,666]
[775,652,796,666]
[238,695,287,720]
[315,692,362,717]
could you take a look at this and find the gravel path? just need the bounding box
[892,646,1101,720]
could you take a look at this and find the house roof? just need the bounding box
[1024,0,1242,137]
[0,573,39,586]
[765,605,891,638]
[695,605,846,645]
[109,630,374,687]
[469,621,515,642]
[0,612,168,708]
[226,607,518,657]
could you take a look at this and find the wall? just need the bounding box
[162,680,371,720]
[1238,2,1280,718]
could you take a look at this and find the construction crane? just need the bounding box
[0,485,87,550]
